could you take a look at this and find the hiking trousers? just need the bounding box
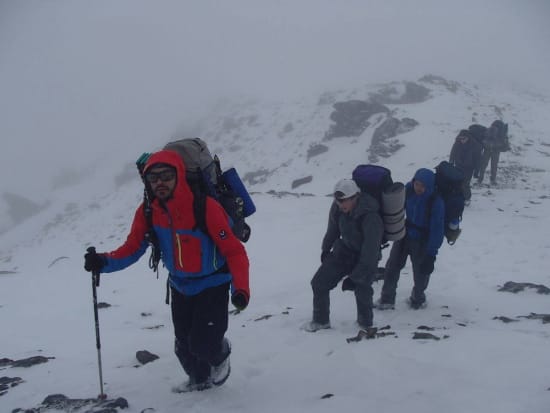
[478,149,500,183]
[380,237,433,304]
[461,168,474,201]
[311,242,374,327]
[171,282,229,383]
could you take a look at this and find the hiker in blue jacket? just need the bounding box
[377,168,445,309]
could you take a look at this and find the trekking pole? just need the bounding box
[87,247,107,400]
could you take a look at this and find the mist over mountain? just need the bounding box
[1,0,549,202]
[1,73,549,236]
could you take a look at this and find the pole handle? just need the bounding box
[87,246,101,287]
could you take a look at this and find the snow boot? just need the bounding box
[172,377,212,393]
[376,298,395,310]
[210,338,231,387]
[301,320,331,332]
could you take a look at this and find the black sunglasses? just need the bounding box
[145,169,176,183]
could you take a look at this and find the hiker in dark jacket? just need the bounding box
[449,129,481,203]
[84,150,250,392]
[377,168,444,309]
[304,179,384,332]
[478,120,510,185]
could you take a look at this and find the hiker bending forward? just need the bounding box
[377,168,444,309]
[84,150,250,392]
[449,129,481,203]
[305,179,383,332]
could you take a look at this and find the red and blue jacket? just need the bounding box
[100,150,250,299]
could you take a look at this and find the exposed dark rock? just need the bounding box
[412,332,441,340]
[321,393,334,399]
[306,143,329,161]
[498,281,550,295]
[142,325,164,330]
[254,315,273,322]
[11,356,54,368]
[493,316,519,323]
[0,358,14,367]
[13,394,128,413]
[0,270,17,275]
[370,82,431,104]
[368,116,418,162]
[518,313,550,324]
[418,74,460,93]
[98,302,112,309]
[136,350,159,365]
[242,169,272,185]
[324,100,390,140]
[266,190,315,198]
[291,176,313,189]
[0,376,24,396]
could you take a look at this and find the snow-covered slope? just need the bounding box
[1,78,550,413]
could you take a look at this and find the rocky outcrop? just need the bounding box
[368,116,419,162]
[370,81,431,104]
[324,100,390,140]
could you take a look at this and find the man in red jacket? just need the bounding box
[84,150,250,392]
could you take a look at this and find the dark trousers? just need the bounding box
[171,282,229,383]
[380,238,432,304]
[461,168,473,201]
[311,243,374,327]
[478,149,500,183]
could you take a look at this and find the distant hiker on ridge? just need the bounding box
[84,150,250,392]
[304,178,384,332]
[449,129,481,204]
[477,120,510,186]
[377,168,444,310]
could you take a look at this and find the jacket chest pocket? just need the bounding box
[175,233,202,273]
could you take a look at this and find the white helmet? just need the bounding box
[333,179,359,200]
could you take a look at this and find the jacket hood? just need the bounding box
[413,168,435,196]
[143,150,194,204]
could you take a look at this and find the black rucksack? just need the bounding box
[468,124,488,145]
[405,161,465,245]
[488,120,510,152]
[351,164,406,245]
[136,138,255,271]
[433,161,465,245]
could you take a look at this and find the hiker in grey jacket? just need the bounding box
[304,179,384,332]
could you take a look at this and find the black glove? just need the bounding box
[420,255,436,275]
[84,248,106,274]
[231,290,249,311]
[321,250,330,263]
[341,277,356,291]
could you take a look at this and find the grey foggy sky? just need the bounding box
[1,0,549,200]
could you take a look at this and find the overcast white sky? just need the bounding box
[1,0,549,200]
